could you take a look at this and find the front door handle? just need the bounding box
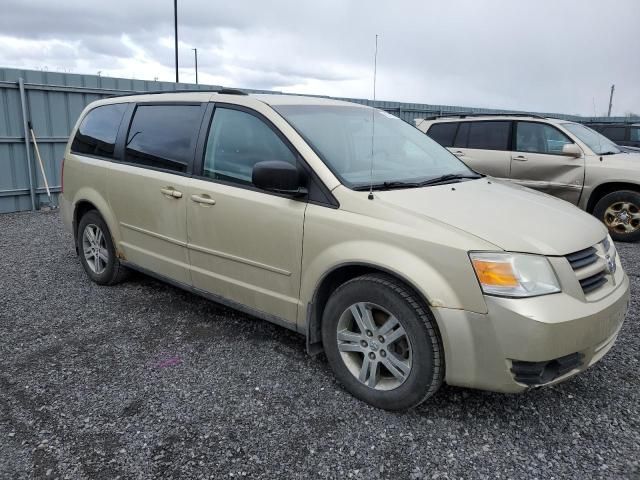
[512,155,528,162]
[160,187,183,198]
[191,194,216,205]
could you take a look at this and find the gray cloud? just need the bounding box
[0,0,638,115]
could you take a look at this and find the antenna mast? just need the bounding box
[368,34,379,200]
[607,84,615,117]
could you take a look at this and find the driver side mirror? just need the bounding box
[562,143,582,157]
[252,161,307,196]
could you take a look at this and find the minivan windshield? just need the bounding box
[562,123,621,155]
[274,105,478,189]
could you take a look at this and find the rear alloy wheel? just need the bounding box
[594,190,640,242]
[77,210,128,285]
[322,274,444,410]
[82,223,109,275]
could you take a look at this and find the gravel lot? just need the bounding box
[0,211,638,480]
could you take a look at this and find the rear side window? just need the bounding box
[427,123,458,147]
[202,107,296,186]
[601,126,626,142]
[71,104,127,158]
[453,122,470,148]
[466,121,510,150]
[631,127,640,142]
[125,104,203,173]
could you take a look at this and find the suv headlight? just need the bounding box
[469,252,561,297]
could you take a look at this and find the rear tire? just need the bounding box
[77,210,128,285]
[593,190,640,242]
[321,274,444,410]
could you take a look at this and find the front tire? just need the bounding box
[593,190,640,242]
[77,210,128,285]
[321,274,444,410]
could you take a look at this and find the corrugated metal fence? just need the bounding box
[1,67,638,214]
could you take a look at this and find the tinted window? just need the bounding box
[453,122,470,148]
[427,123,458,147]
[601,126,626,141]
[467,121,510,150]
[125,105,203,173]
[71,104,127,158]
[203,108,296,185]
[631,127,640,142]
[516,122,572,154]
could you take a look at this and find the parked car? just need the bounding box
[60,93,629,410]
[416,115,640,242]
[586,122,640,149]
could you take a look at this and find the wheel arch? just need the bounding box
[71,188,121,258]
[586,182,640,213]
[305,262,440,356]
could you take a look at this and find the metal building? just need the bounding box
[1,67,637,214]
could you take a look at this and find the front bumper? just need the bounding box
[433,272,629,393]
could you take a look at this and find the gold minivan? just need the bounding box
[60,92,629,410]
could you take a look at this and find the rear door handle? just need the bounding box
[191,194,216,205]
[512,155,528,162]
[160,187,183,198]
[453,150,465,156]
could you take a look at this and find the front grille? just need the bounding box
[580,271,607,294]
[566,243,609,296]
[511,352,583,385]
[566,247,598,269]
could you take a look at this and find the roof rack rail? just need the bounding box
[216,88,248,95]
[584,120,637,125]
[422,112,547,120]
[109,88,249,98]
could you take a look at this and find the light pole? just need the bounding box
[174,0,179,83]
[192,48,198,84]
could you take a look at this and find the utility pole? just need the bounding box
[174,0,179,83]
[607,84,615,117]
[192,48,198,84]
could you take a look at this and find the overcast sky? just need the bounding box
[0,0,638,116]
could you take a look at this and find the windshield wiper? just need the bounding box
[416,173,483,186]
[353,181,423,191]
[354,173,482,192]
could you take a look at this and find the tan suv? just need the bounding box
[60,92,629,410]
[416,114,640,242]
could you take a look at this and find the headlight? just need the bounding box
[469,252,561,297]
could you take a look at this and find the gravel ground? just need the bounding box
[0,210,638,480]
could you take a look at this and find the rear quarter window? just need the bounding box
[427,122,458,147]
[71,103,127,158]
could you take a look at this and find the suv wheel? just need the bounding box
[77,210,128,285]
[321,274,444,410]
[593,190,640,242]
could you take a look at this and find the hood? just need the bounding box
[374,178,607,256]
[598,151,640,167]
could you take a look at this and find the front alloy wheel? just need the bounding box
[594,190,640,242]
[322,274,444,410]
[337,302,412,390]
[603,201,640,235]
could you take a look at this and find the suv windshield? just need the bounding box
[562,123,621,155]
[274,105,476,189]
